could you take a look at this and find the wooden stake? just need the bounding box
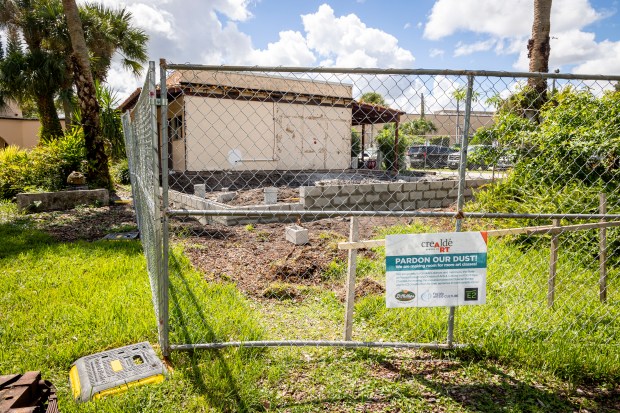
[344,217,359,341]
[548,219,561,308]
[599,193,607,303]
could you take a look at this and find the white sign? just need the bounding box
[385,232,487,308]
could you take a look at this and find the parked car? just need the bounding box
[447,145,514,170]
[408,145,456,168]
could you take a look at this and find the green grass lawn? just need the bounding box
[1,205,619,412]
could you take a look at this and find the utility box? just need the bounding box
[69,342,166,402]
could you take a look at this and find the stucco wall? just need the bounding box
[182,96,351,171]
[0,118,40,149]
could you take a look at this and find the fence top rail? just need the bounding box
[337,220,620,250]
[167,208,620,221]
[162,62,620,81]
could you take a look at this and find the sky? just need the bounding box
[78,0,620,101]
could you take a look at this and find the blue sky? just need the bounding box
[88,0,620,98]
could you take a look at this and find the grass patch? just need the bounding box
[0,216,271,412]
[2,204,618,412]
[354,236,620,384]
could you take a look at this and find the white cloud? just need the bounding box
[302,4,414,68]
[429,48,445,58]
[81,1,417,100]
[571,40,620,75]
[403,22,411,30]
[248,30,316,66]
[425,0,619,75]
[424,0,601,40]
[454,39,497,57]
[125,3,176,39]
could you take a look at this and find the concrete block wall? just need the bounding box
[300,179,491,211]
[17,189,109,212]
[168,190,302,226]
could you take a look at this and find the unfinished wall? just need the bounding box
[299,179,491,211]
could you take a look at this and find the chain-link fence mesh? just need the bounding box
[125,62,619,373]
[121,61,166,348]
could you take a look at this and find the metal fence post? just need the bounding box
[449,74,475,346]
[159,59,171,357]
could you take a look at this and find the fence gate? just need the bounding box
[123,61,620,375]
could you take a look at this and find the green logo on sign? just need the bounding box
[395,290,416,301]
[464,288,478,301]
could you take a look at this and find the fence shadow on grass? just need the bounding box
[167,252,256,412]
[415,362,579,412]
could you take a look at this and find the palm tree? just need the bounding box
[527,0,552,110]
[61,0,110,189]
[452,86,479,144]
[359,92,386,106]
[41,1,148,124]
[0,0,66,140]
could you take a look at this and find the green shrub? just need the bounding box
[0,131,87,200]
[29,128,86,192]
[0,146,32,199]
[111,159,131,185]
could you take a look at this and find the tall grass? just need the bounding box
[354,235,620,383]
[0,219,271,412]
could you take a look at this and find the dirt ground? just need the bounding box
[22,185,456,301]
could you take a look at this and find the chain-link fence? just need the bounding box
[121,61,167,349]
[124,62,619,372]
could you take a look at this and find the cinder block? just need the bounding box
[365,194,380,203]
[264,187,278,205]
[416,182,430,191]
[373,183,389,192]
[340,185,358,195]
[403,201,417,210]
[194,184,206,198]
[429,181,443,190]
[409,191,423,200]
[331,196,348,206]
[216,191,237,203]
[299,186,322,198]
[403,182,418,192]
[357,184,374,194]
[285,225,309,245]
[418,200,430,209]
[442,180,458,189]
[436,190,448,198]
[422,190,437,199]
[395,192,408,201]
[322,185,340,197]
[388,183,404,192]
[306,197,330,209]
[441,198,454,208]
[429,199,443,208]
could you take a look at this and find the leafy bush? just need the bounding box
[470,87,620,262]
[111,159,131,185]
[0,130,86,199]
[0,146,32,199]
[376,125,411,172]
[350,128,361,158]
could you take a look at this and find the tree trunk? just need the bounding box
[61,0,111,189]
[527,0,552,110]
[36,91,64,142]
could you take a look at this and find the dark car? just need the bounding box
[408,145,456,168]
[447,145,514,170]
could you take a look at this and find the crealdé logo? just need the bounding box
[395,290,416,301]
